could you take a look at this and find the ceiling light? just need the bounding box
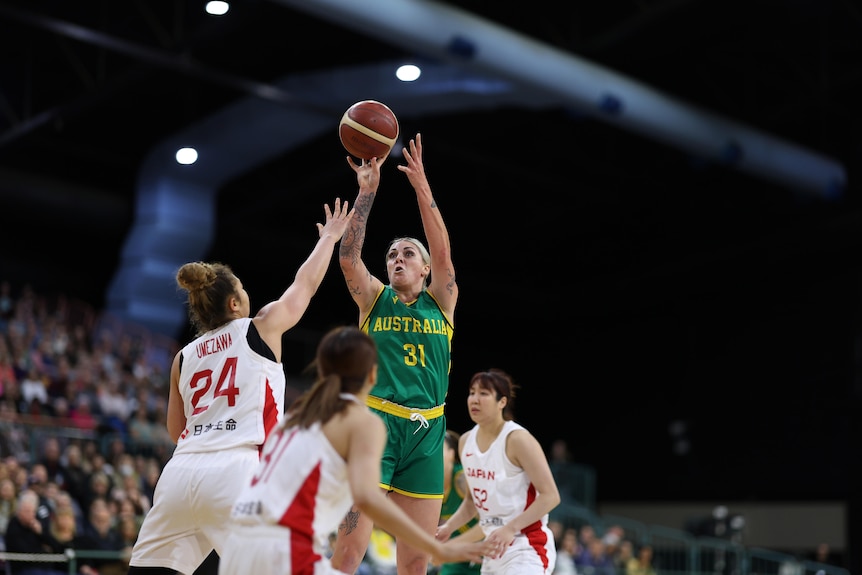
[206,1,230,16]
[396,64,421,82]
[176,147,198,165]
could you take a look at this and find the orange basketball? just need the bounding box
[339,100,400,160]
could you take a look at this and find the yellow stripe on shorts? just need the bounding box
[366,395,445,420]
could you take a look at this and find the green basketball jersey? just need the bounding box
[361,285,453,408]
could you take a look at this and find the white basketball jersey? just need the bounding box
[462,421,539,535]
[230,420,353,560]
[461,420,556,574]
[173,317,285,454]
[461,421,557,575]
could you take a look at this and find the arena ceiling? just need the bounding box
[1,0,861,503]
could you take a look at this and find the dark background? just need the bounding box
[1,0,859,524]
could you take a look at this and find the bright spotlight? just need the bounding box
[396,64,421,82]
[176,147,198,165]
[206,1,229,16]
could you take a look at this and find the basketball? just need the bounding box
[339,100,400,160]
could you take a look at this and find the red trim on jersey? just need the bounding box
[281,462,322,575]
[262,376,279,439]
[522,482,551,570]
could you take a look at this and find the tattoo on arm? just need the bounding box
[339,508,361,535]
[339,193,374,263]
[345,277,360,297]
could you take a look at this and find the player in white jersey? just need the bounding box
[127,198,354,575]
[218,326,491,575]
[437,369,561,575]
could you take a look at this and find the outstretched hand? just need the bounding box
[347,155,385,191]
[316,197,354,240]
[397,132,429,190]
[435,522,454,542]
[481,525,517,560]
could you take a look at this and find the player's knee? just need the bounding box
[399,552,430,575]
[332,548,364,572]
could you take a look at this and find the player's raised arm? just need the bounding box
[398,133,458,321]
[339,156,386,318]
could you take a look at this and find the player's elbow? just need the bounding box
[338,255,356,275]
[167,423,182,442]
[351,485,379,510]
[544,489,562,512]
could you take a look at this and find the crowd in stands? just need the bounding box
[0,280,177,574]
[548,521,657,575]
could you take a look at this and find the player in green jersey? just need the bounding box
[333,133,459,575]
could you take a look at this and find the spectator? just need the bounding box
[0,476,18,535]
[49,397,71,423]
[126,408,158,455]
[1,384,24,425]
[25,464,52,532]
[87,452,115,486]
[115,497,142,533]
[45,357,72,406]
[37,437,65,489]
[602,525,625,566]
[19,367,50,415]
[58,443,89,513]
[145,400,176,463]
[0,337,17,399]
[575,524,598,565]
[76,497,126,575]
[49,490,84,535]
[108,453,138,498]
[548,519,564,544]
[11,464,30,494]
[578,538,617,575]
[112,473,150,518]
[95,378,130,437]
[80,471,112,517]
[626,545,656,575]
[68,396,98,431]
[613,539,635,575]
[47,506,77,570]
[553,526,581,575]
[117,513,139,550]
[138,457,161,505]
[3,489,65,575]
[810,542,836,565]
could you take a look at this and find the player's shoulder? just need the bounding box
[349,403,385,433]
[505,423,539,450]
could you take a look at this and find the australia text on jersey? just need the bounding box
[369,315,451,335]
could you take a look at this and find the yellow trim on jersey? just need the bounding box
[367,395,445,420]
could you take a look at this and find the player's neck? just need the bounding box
[477,418,505,443]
